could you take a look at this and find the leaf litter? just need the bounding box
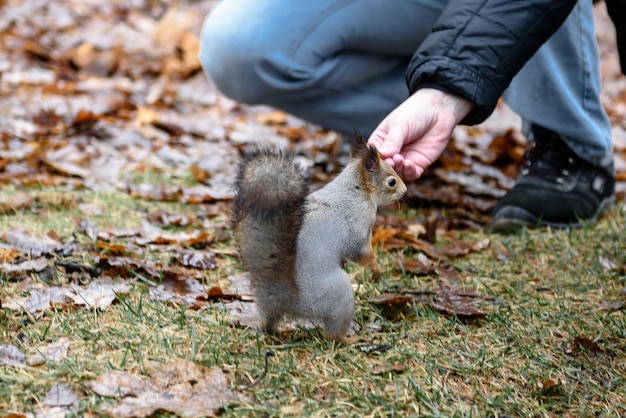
[0,0,624,415]
[370,279,489,319]
[90,360,250,418]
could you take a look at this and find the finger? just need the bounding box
[402,159,422,182]
[376,123,406,158]
[392,154,405,178]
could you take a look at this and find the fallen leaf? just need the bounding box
[0,192,35,213]
[4,286,73,313]
[94,360,249,418]
[598,300,625,311]
[372,362,406,375]
[43,383,79,407]
[69,277,130,309]
[256,110,288,126]
[202,286,244,301]
[149,277,208,308]
[0,344,26,368]
[2,228,75,257]
[147,209,195,227]
[371,227,400,246]
[429,283,487,318]
[225,300,262,329]
[564,337,605,355]
[369,293,416,306]
[599,255,624,272]
[405,222,427,238]
[370,281,488,319]
[0,257,49,276]
[95,255,204,282]
[71,217,99,241]
[28,337,70,366]
[0,247,22,263]
[538,376,567,394]
[226,273,253,298]
[89,370,145,397]
[174,249,217,270]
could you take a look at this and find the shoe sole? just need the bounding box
[488,196,616,234]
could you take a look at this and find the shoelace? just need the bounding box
[520,138,577,183]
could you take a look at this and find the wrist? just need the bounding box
[417,87,474,124]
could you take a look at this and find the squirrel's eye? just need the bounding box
[387,178,396,187]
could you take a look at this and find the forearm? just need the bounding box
[406,0,578,125]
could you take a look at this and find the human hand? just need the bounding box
[368,88,474,181]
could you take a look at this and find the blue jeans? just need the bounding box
[199,0,613,166]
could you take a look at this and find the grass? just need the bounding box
[1,187,625,417]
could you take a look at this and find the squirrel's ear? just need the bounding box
[350,130,379,173]
[349,130,367,159]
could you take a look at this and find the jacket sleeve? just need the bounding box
[405,0,578,125]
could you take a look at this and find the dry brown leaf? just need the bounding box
[3,286,73,313]
[538,376,567,393]
[95,255,204,282]
[89,370,145,397]
[71,217,99,241]
[598,300,625,311]
[93,360,249,418]
[226,273,253,299]
[0,257,49,276]
[147,209,195,228]
[203,286,244,301]
[28,337,70,366]
[405,222,427,238]
[256,110,288,126]
[153,7,195,49]
[370,281,487,319]
[149,277,208,308]
[3,227,75,257]
[430,290,486,318]
[174,249,217,270]
[69,277,130,310]
[225,300,262,329]
[371,227,399,246]
[43,383,79,407]
[563,337,605,355]
[277,125,308,141]
[369,293,416,306]
[0,344,26,368]
[0,192,35,214]
[405,238,444,260]
[135,106,160,126]
[164,32,201,78]
[372,362,406,375]
[0,247,21,263]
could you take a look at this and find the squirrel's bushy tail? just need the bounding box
[232,149,308,289]
[233,149,308,218]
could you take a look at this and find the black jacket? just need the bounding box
[405,0,579,125]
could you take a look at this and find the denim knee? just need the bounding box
[199,12,270,104]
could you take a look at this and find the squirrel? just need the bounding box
[232,132,406,340]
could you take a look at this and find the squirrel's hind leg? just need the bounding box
[261,317,281,334]
[257,305,284,335]
[318,275,355,340]
[322,312,354,341]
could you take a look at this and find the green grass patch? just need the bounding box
[1,188,624,416]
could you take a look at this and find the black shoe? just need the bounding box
[490,126,615,232]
